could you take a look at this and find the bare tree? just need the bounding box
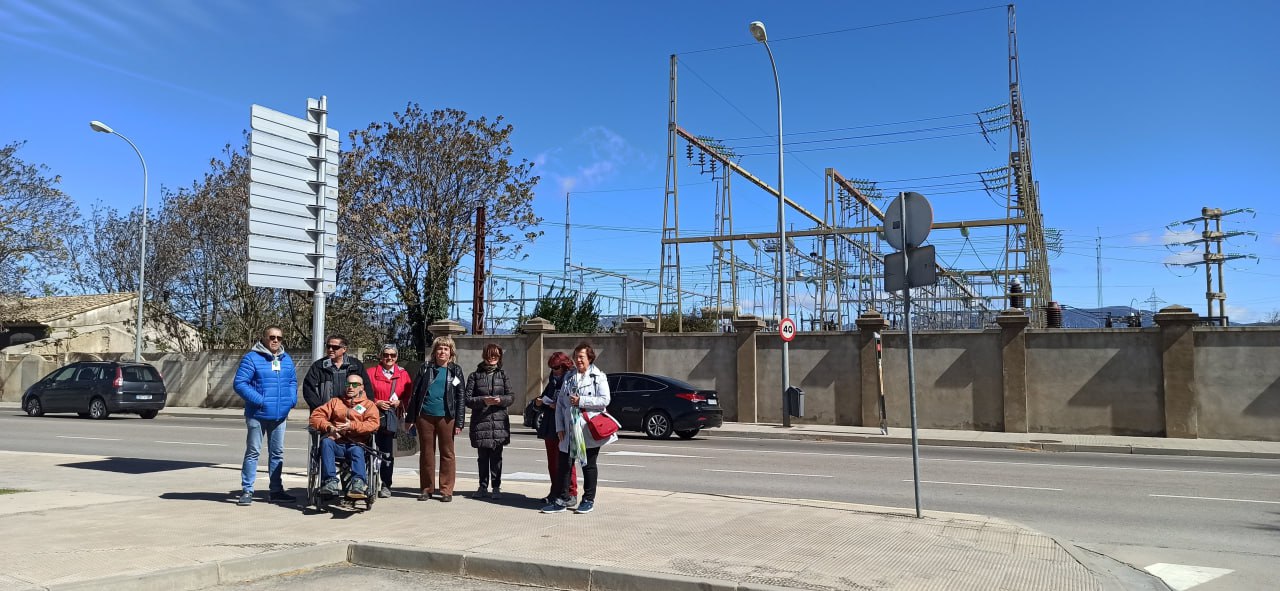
[343,104,541,358]
[0,141,81,324]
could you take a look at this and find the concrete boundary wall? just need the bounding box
[1194,328,1280,440]
[1026,329,1163,436]
[3,307,1276,441]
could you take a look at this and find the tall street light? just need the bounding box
[90,120,148,362]
[750,20,792,427]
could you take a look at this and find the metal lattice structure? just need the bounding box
[655,5,1055,330]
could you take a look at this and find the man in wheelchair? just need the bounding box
[309,376,380,499]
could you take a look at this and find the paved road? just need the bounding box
[5,411,1276,590]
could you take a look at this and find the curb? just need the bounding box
[30,542,804,591]
[39,542,350,591]
[1057,541,1172,591]
[351,542,799,591]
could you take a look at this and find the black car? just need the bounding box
[607,372,722,439]
[522,372,723,439]
[22,361,168,420]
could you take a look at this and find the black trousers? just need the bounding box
[476,446,504,489]
[555,446,600,503]
[375,431,395,488]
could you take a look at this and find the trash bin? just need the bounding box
[785,386,805,418]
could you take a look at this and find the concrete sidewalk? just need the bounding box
[6,402,1272,460]
[0,448,1161,591]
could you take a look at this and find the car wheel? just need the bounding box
[643,411,673,439]
[139,409,158,419]
[24,396,44,417]
[88,397,110,420]
[676,428,701,440]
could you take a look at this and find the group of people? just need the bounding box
[230,326,614,515]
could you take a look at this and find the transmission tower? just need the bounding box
[1142,289,1165,316]
[1004,4,1054,325]
[1166,207,1257,326]
[657,54,682,331]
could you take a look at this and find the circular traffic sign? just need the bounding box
[779,317,797,342]
[882,191,933,250]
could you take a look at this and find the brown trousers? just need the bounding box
[416,415,456,495]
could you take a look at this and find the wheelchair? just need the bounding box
[305,429,385,512]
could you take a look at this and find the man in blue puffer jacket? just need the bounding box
[233,325,299,506]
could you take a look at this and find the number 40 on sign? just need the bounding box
[779,318,797,342]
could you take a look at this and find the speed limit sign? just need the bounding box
[779,317,797,342]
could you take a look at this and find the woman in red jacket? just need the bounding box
[365,345,413,498]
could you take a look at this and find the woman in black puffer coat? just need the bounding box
[465,343,514,499]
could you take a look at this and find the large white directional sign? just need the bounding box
[248,97,339,292]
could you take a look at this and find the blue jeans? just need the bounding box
[320,438,367,483]
[241,417,286,493]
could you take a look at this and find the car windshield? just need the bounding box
[122,366,162,382]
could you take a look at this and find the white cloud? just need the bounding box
[1162,228,1198,245]
[542,126,644,195]
[1225,304,1259,323]
[1160,228,1202,266]
[1163,250,1201,266]
[1131,231,1152,244]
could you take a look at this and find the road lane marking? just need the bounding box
[1149,494,1280,505]
[927,457,1278,478]
[598,463,644,468]
[456,470,624,483]
[56,436,121,441]
[154,441,226,446]
[707,469,832,478]
[619,442,1279,478]
[607,450,707,458]
[907,479,1061,491]
[1143,563,1233,590]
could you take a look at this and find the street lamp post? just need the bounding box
[90,120,148,362]
[750,20,792,427]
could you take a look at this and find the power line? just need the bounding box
[719,110,1002,141]
[726,122,986,150]
[677,58,825,180]
[736,130,981,155]
[680,5,1007,55]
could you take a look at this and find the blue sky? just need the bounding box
[3,0,1278,324]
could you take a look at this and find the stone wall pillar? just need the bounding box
[732,316,765,423]
[427,319,467,339]
[620,316,655,373]
[1155,305,1199,438]
[518,317,556,407]
[996,308,1031,433]
[855,311,888,427]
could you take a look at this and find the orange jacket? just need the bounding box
[308,391,380,444]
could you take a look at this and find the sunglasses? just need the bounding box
[345,382,363,389]
[266,335,283,341]
[326,344,345,351]
[381,353,397,358]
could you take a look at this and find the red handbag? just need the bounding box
[586,412,620,439]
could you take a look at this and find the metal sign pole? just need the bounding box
[310,96,329,362]
[901,192,922,519]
